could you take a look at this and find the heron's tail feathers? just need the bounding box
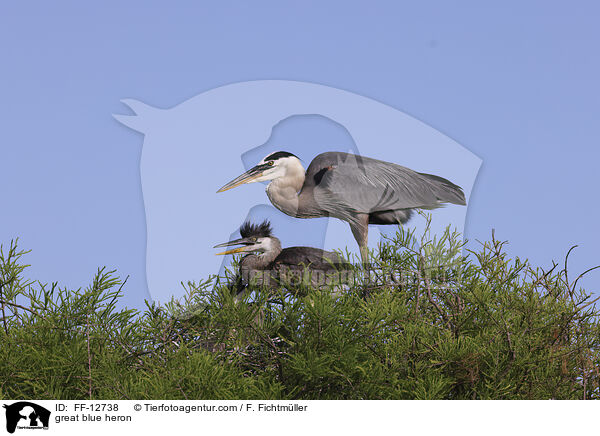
[418,172,467,206]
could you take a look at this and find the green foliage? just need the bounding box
[1,220,599,400]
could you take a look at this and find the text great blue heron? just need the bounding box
[217,151,466,263]
[214,220,349,296]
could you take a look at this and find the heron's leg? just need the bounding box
[359,245,369,266]
[349,214,369,267]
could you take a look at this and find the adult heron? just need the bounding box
[217,151,466,263]
[214,220,349,296]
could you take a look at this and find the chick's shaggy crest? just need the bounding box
[239,220,273,239]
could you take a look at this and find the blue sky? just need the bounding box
[1,1,598,308]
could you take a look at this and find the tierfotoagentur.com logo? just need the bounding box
[3,402,50,434]
[239,264,462,290]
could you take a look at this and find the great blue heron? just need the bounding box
[214,220,349,296]
[217,151,466,263]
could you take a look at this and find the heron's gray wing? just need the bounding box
[307,152,465,216]
[273,247,347,271]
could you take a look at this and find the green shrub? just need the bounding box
[1,219,598,400]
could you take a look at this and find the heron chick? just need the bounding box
[217,151,466,263]
[214,220,350,296]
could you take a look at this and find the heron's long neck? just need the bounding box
[261,238,281,265]
[266,170,305,218]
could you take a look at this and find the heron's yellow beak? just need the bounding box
[215,246,249,256]
[216,163,270,193]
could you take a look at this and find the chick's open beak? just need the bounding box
[214,246,249,256]
[216,163,270,193]
[213,237,255,255]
